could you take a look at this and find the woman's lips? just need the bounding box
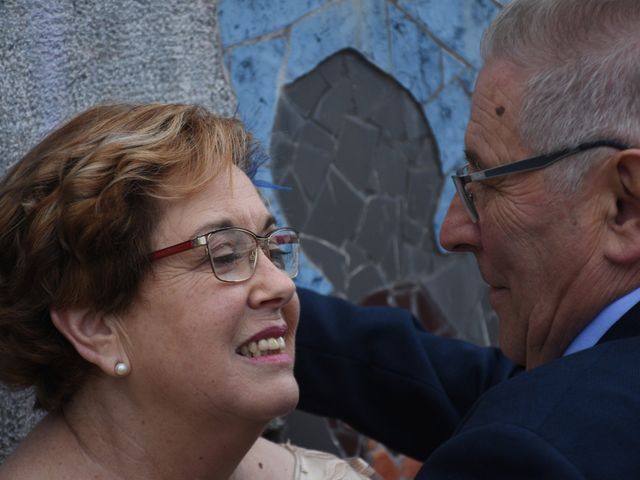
[237,325,289,359]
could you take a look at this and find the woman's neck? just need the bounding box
[230,437,295,480]
[62,381,267,480]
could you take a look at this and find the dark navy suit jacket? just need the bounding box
[295,288,640,479]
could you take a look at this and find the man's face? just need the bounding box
[440,61,607,367]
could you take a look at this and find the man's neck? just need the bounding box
[563,287,640,356]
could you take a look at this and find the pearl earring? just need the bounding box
[114,361,130,377]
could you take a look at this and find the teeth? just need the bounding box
[239,336,286,358]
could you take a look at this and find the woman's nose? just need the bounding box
[248,248,297,310]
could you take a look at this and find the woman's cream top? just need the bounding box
[283,444,379,480]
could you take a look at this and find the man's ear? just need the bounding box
[604,149,640,265]
[50,307,129,377]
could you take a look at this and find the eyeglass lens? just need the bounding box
[453,176,478,222]
[206,228,299,282]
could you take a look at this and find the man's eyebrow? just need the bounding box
[464,148,485,169]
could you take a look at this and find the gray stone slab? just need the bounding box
[270,132,297,183]
[381,238,400,281]
[406,169,442,223]
[402,218,424,245]
[312,77,355,137]
[355,196,398,261]
[286,68,330,118]
[347,264,385,303]
[348,60,396,119]
[296,120,336,152]
[305,167,365,247]
[345,241,368,274]
[277,170,309,230]
[365,93,407,140]
[318,50,348,86]
[293,142,332,200]
[372,140,409,196]
[300,235,348,294]
[422,253,492,345]
[401,93,430,140]
[272,96,306,137]
[334,116,379,191]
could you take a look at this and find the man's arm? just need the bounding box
[294,287,521,460]
[418,424,585,479]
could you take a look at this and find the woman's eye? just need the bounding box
[213,252,240,266]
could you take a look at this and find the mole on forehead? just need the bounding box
[495,105,506,116]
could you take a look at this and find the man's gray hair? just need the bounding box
[481,0,640,191]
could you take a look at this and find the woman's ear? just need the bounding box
[605,149,640,265]
[50,307,130,377]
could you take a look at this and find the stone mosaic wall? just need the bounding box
[218,1,509,476]
[219,0,506,345]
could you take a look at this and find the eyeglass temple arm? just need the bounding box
[150,237,208,261]
[468,140,631,182]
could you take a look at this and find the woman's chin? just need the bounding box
[256,380,299,421]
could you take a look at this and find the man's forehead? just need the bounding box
[464,61,529,167]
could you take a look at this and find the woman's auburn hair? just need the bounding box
[0,103,252,411]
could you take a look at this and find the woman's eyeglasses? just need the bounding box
[150,227,299,283]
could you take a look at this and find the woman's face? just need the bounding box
[122,166,300,425]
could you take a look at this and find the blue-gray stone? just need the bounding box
[218,0,326,47]
[226,37,286,145]
[398,0,499,69]
[287,1,359,81]
[389,4,442,105]
[352,0,392,73]
[424,79,471,176]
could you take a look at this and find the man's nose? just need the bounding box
[439,195,481,253]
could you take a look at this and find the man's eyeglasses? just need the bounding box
[150,227,300,283]
[452,139,631,222]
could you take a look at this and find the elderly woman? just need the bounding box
[0,104,374,479]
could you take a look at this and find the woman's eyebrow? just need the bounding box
[191,214,278,238]
[262,215,277,232]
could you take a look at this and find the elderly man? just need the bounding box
[294,0,640,478]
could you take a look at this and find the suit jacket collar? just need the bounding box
[597,300,640,345]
